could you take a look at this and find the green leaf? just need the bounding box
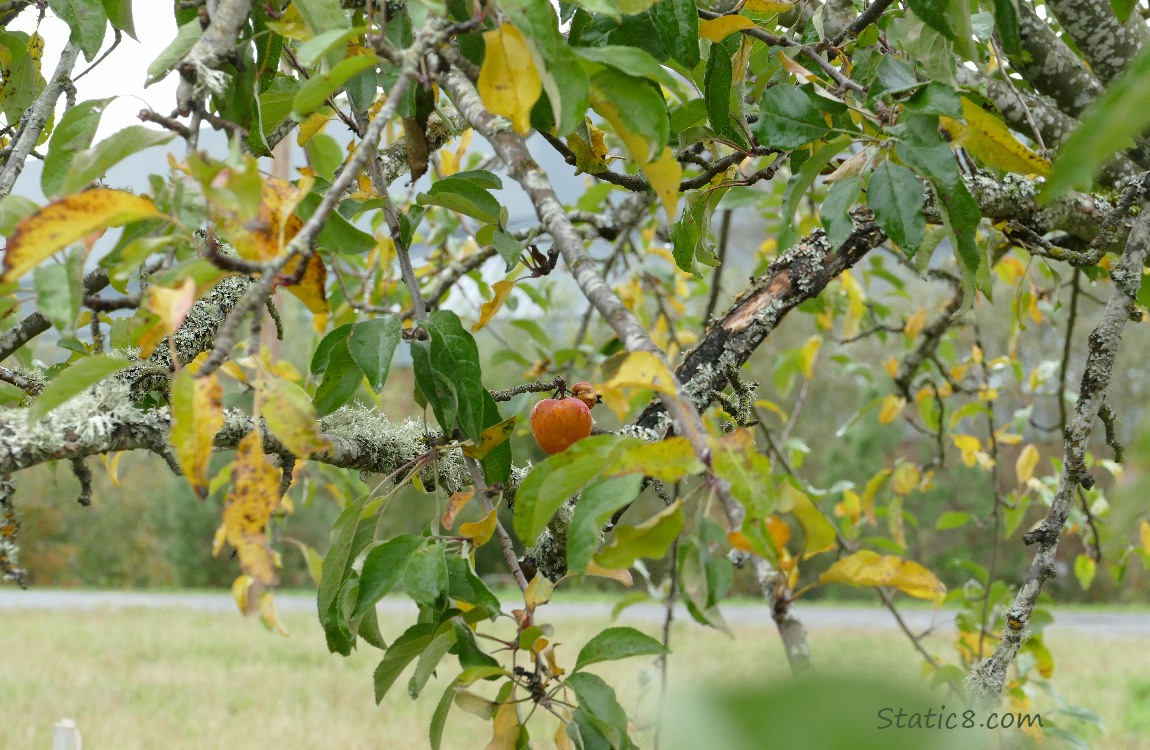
[403,543,449,609]
[430,679,456,750]
[870,54,920,99]
[594,500,684,569]
[42,97,113,197]
[907,0,954,40]
[513,435,630,543]
[574,626,669,671]
[48,0,107,61]
[1111,0,1138,23]
[574,45,680,92]
[934,178,982,275]
[374,623,436,703]
[294,0,350,34]
[500,0,591,135]
[311,323,354,373]
[296,26,365,68]
[292,55,381,117]
[296,191,375,255]
[1074,553,1096,590]
[29,355,133,421]
[903,82,962,117]
[591,68,670,159]
[32,252,82,332]
[1043,44,1150,200]
[101,0,135,39]
[410,310,486,443]
[446,555,502,619]
[146,20,202,86]
[352,535,426,620]
[821,175,861,249]
[755,85,830,149]
[567,475,644,575]
[711,435,776,518]
[867,161,926,254]
[935,511,972,530]
[478,390,513,487]
[648,0,699,68]
[568,0,658,18]
[704,37,743,147]
[992,0,1021,54]
[0,33,44,123]
[416,178,504,226]
[409,625,458,698]
[313,337,363,417]
[61,126,176,195]
[318,495,378,654]
[348,316,402,391]
[565,673,633,749]
[778,137,850,249]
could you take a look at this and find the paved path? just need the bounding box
[2,590,1146,636]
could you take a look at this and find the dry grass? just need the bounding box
[1,602,1146,749]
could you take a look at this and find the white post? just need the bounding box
[52,718,82,750]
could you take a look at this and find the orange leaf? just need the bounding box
[442,489,475,530]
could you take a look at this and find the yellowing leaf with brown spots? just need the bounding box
[744,0,794,11]
[223,177,307,262]
[459,507,498,547]
[819,550,946,602]
[699,15,757,42]
[478,24,542,135]
[442,489,475,530]
[279,252,329,313]
[473,267,521,332]
[258,373,330,457]
[566,121,610,175]
[2,189,158,281]
[170,365,224,499]
[940,98,1050,176]
[462,416,517,460]
[214,429,283,586]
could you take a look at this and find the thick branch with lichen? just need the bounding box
[967,182,1150,708]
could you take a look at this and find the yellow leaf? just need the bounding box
[798,336,820,379]
[171,366,224,499]
[819,550,946,602]
[1140,519,1150,555]
[598,350,678,420]
[860,469,890,525]
[953,434,981,467]
[478,24,541,135]
[216,429,283,586]
[459,507,498,547]
[442,489,475,530]
[259,591,290,636]
[463,416,517,460]
[525,572,555,611]
[995,255,1026,285]
[296,112,330,146]
[590,91,681,220]
[787,489,836,558]
[565,120,610,175]
[222,176,309,262]
[258,373,331,457]
[940,98,1050,177]
[904,308,927,339]
[231,574,255,614]
[2,189,158,282]
[840,270,866,339]
[555,713,576,750]
[473,267,522,331]
[1016,443,1039,486]
[140,277,198,358]
[584,562,633,586]
[279,252,329,314]
[699,15,756,42]
[834,490,861,523]
[878,394,906,425]
[891,462,920,495]
[745,0,795,11]
[485,700,521,750]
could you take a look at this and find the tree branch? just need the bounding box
[967,178,1150,707]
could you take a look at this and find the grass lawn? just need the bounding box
[1,603,1147,749]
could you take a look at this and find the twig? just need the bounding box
[968,179,1150,708]
[0,43,81,199]
[1057,269,1081,436]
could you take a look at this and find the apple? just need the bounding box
[530,395,593,454]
